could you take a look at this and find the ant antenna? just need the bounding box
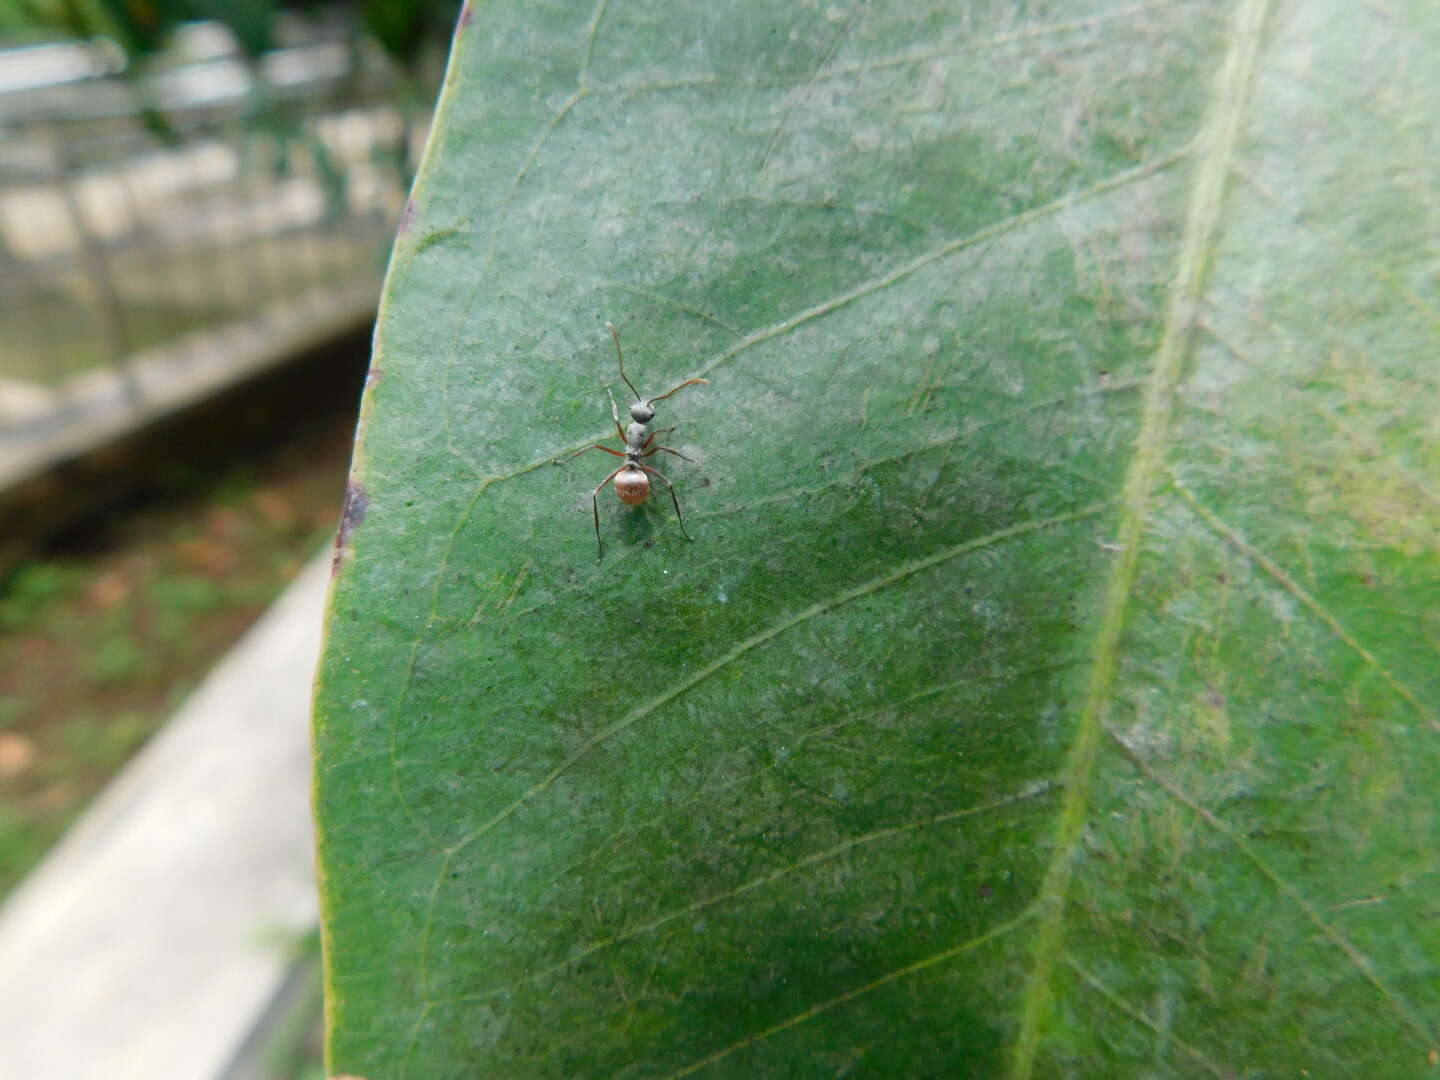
[647,378,708,406]
[606,322,641,403]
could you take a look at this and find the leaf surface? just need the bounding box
[314,0,1440,1075]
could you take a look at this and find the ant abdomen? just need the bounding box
[614,468,649,505]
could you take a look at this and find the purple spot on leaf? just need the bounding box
[333,481,370,573]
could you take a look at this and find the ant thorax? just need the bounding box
[625,421,649,449]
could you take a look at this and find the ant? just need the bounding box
[556,322,706,560]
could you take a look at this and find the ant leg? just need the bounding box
[641,445,694,462]
[641,425,677,450]
[590,465,625,560]
[555,443,625,466]
[606,385,626,442]
[647,378,708,406]
[640,465,693,541]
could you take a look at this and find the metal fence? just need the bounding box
[0,14,423,483]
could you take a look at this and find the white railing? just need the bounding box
[0,14,424,482]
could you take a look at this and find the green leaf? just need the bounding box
[313,0,1440,1075]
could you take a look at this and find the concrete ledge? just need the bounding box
[0,553,329,1080]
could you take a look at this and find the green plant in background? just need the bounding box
[0,0,460,71]
[314,0,1439,1075]
[0,0,459,191]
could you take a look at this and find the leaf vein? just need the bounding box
[1197,316,1440,513]
[402,506,1105,1025]
[1233,165,1440,330]
[756,2,869,175]
[1064,955,1235,1079]
[579,0,611,86]
[446,503,1105,860]
[660,907,1039,1078]
[689,148,1189,387]
[1170,475,1439,733]
[1009,0,1272,1073]
[1107,728,1439,1050]
[592,1,1186,97]
[430,779,1058,1009]
[443,152,1181,497]
[596,281,744,334]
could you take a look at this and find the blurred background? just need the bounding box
[0,2,457,1076]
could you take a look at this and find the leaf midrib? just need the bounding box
[1008,0,1273,1074]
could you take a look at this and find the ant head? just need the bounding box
[629,401,655,424]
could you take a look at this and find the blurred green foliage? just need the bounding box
[0,0,461,71]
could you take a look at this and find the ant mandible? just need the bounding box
[555,322,707,560]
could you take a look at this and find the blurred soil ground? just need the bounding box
[0,360,362,895]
